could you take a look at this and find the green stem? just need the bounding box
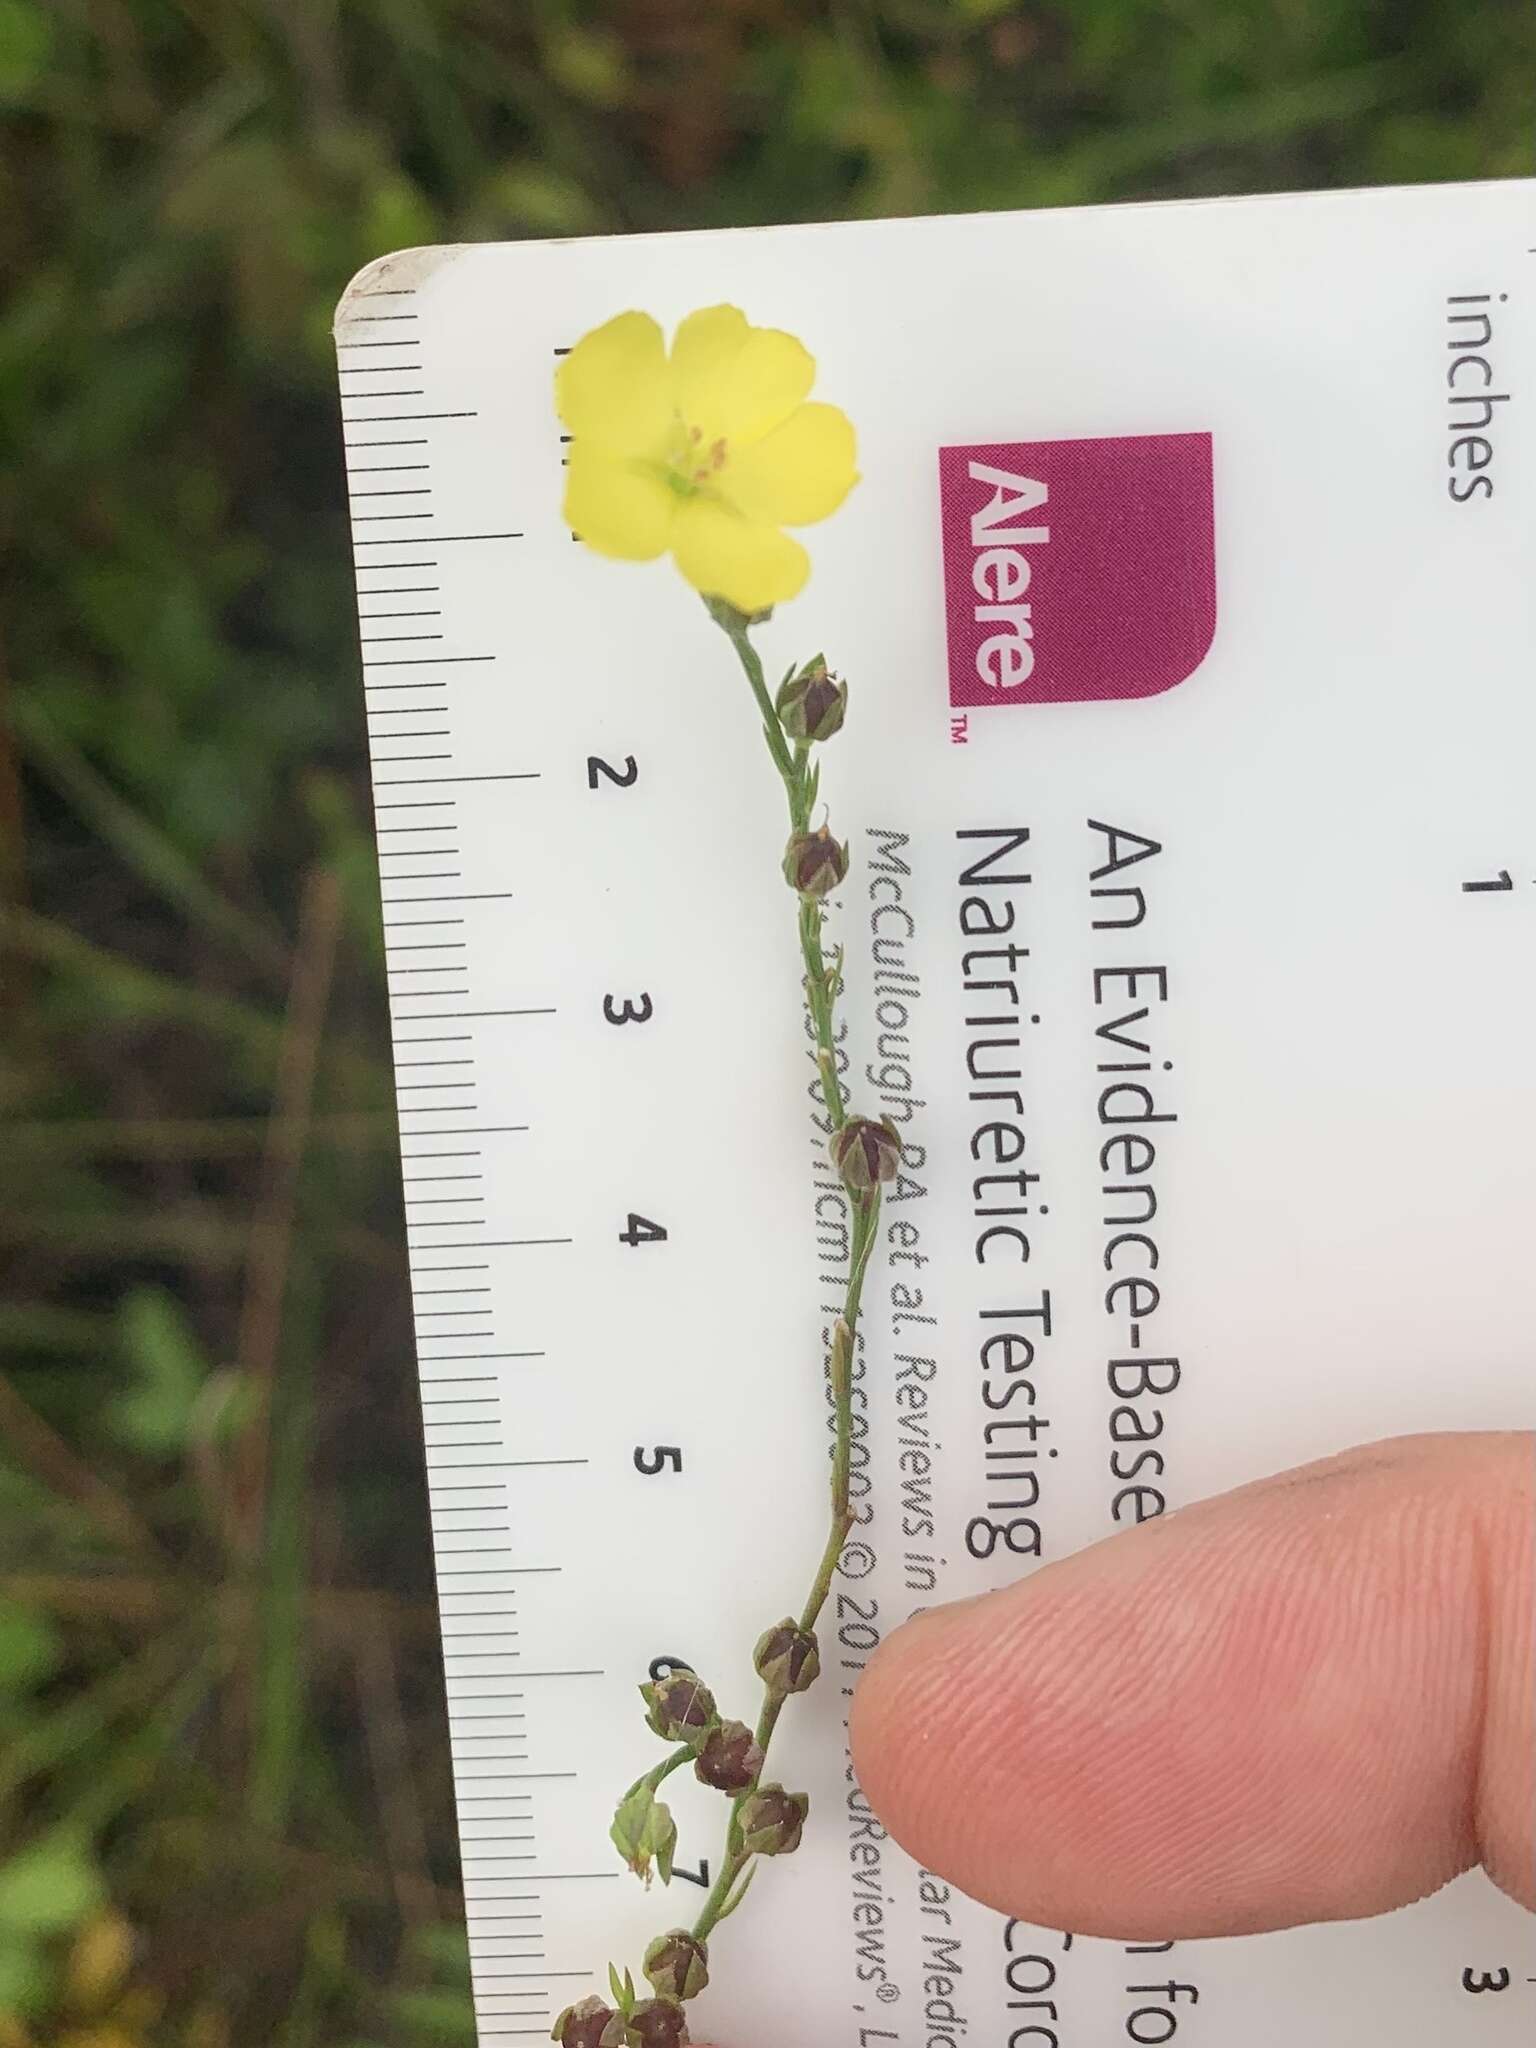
[683,608,882,1950]
[800,1189,878,1639]
[709,599,798,786]
[623,1745,693,1807]
[691,1203,880,1946]
[691,1844,745,1944]
[711,603,847,1137]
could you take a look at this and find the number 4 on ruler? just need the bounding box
[620,1213,668,1246]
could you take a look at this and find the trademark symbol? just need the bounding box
[950,712,969,745]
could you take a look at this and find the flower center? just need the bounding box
[661,417,730,496]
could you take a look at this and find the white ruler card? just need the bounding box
[335,178,1536,2047]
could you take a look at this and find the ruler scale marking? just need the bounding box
[338,349,590,2039]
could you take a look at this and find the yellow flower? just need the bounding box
[556,305,858,613]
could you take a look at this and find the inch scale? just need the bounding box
[339,280,613,2045]
[336,182,1536,2048]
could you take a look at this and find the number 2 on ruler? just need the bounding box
[587,752,638,789]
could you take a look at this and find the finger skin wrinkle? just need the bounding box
[1475,1444,1535,1907]
[850,1431,1535,1940]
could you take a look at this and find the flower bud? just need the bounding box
[625,1997,689,2047]
[643,1931,709,2003]
[829,1114,903,1193]
[693,1719,764,1794]
[639,1671,717,1749]
[552,1997,620,2048]
[736,1784,809,1858]
[783,826,848,899]
[753,1620,821,1698]
[776,657,847,743]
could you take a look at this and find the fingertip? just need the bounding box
[850,1434,1533,1938]
[850,1597,998,1860]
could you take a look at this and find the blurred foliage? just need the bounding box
[0,1,1531,2042]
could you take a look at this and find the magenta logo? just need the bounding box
[938,433,1216,709]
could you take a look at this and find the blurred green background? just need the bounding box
[1,3,1532,2043]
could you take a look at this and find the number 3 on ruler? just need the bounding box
[1461,1967,1510,1994]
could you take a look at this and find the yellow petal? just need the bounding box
[725,402,858,527]
[670,306,815,447]
[671,499,810,612]
[669,304,749,392]
[555,312,673,458]
[564,446,676,561]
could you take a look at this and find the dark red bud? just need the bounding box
[829,1115,903,1193]
[626,1997,689,2047]
[783,827,848,899]
[753,1620,821,1697]
[694,1720,765,1794]
[776,659,848,743]
[552,1997,619,2048]
[640,1671,717,1748]
[737,1784,809,1857]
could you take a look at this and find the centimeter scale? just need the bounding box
[336,179,1536,2046]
